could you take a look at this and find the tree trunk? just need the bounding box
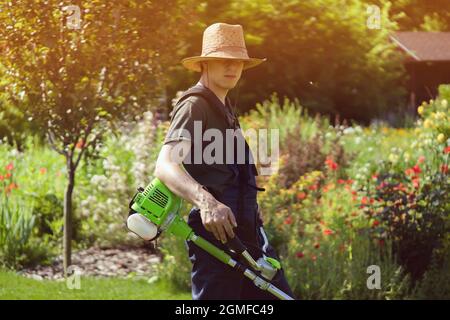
[63,157,76,277]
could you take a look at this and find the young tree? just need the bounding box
[0,0,193,275]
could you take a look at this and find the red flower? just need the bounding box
[5,162,13,171]
[371,174,378,180]
[441,164,448,174]
[296,252,304,259]
[361,196,368,205]
[308,184,318,191]
[337,179,346,184]
[39,168,47,175]
[346,179,354,184]
[296,192,307,200]
[444,146,450,154]
[372,220,380,227]
[284,216,293,225]
[412,178,420,189]
[412,165,421,174]
[0,175,3,181]
[404,168,414,176]
[323,228,333,236]
[5,172,11,179]
[351,190,357,195]
[325,157,339,171]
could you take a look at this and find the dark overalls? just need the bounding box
[177,85,294,300]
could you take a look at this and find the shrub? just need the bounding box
[364,152,449,280]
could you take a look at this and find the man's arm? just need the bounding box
[154,140,237,243]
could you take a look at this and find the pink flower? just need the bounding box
[5,162,13,171]
[412,178,420,189]
[323,228,333,236]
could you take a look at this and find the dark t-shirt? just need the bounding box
[163,84,245,198]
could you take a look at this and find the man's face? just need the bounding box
[203,59,244,90]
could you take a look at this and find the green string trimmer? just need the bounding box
[126,177,294,300]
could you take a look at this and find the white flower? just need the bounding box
[343,127,355,135]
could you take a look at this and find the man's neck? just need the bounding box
[197,80,227,106]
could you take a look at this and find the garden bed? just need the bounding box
[18,244,160,280]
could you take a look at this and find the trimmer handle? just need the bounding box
[226,236,246,254]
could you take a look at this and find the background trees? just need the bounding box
[166,0,450,123]
[0,0,193,274]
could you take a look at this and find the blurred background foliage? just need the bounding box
[2,0,450,147]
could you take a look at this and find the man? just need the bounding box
[154,23,294,300]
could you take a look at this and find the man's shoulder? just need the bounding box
[167,94,208,124]
[175,93,209,110]
[176,92,209,108]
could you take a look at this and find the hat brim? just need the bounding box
[181,55,267,72]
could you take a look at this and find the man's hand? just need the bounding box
[200,201,237,243]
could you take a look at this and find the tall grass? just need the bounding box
[0,195,35,268]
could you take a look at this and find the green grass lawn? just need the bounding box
[0,270,191,300]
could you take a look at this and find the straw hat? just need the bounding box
[181,23,267,72]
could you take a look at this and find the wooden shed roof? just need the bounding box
[390,31,450,62]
